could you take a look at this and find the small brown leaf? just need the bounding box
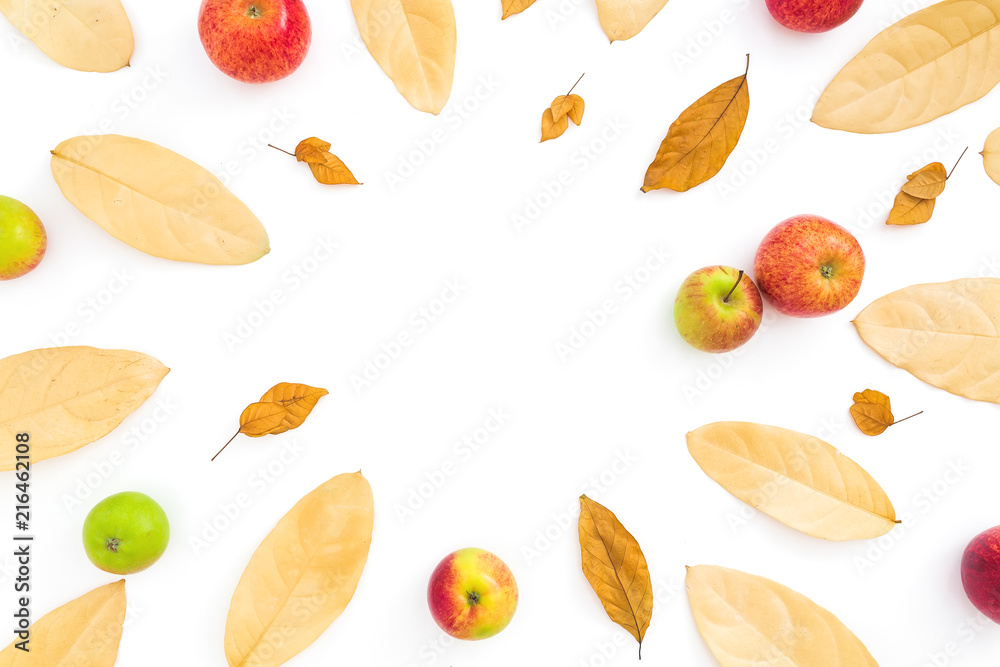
[901,162,947,199]
[541,75,585,142]
[551,94,585,125]
[238,402,289,437]
[853,388,890,411]
[887,190,935,225]
[270,138,362,185]
[502,0,537,18]
[850,388,921,436]
[579,495,653,657]
[212,382,329,460]
[540,107,569,142]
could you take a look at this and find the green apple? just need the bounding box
[83,492,170,575]
[674,266,763,353]
[0,195,46,280]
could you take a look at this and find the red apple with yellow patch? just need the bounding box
[753,214,864,317]
[427,548,518,640]
[198,0,311,84]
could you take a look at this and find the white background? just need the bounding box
[3,0,1000,664]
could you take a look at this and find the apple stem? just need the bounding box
[268,144,296,157]
[566,73,585,96]
[211,430,240,462]
[948,147,968,179]
[466,591,481,605]
[106,538,121,553]
[247,4,261,18]
[723,270,744,304]
[891,410,923,426]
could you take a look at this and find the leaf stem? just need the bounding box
[743,52,750,76]
[891,410,923,426]
[268,144,295,157]
[566,73,585,96]
[948,147,968,178]
[723,270,744,304]
[211,429,240,462]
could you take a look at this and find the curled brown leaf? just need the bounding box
[850,388,921,436]
[269,138,361,185]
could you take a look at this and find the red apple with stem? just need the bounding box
[753,214,864,317]
[962,526,1000,624]
[198,0,311,84]
[674,266,763,353]
[427,548,518,640]
[765,0,864,33]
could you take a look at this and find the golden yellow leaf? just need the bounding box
[595,0,668,41]
[813,0,1000,133]
[902,162,947,199]
[50,135,270,265]
[687,422,897,540]
[687,565,879,667]
[540,107,569,142]
[350,0,456,114]
[642,56,750,193]
[213,382,329,460]
[285,138,361,185]
[853,388,891,411]
[0,346,168,471]
[225,471,374,667]
[552,94,585,125]
[501,0,536,18]
[982,126,1000,186]
[0,0,133,72]
[0,580,126,666]
[855,278,1000,403]
[850,402,894,436]
[579,495,653,658]
[887,190,935,226]
[238,402,288,437]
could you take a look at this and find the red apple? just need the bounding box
[198,0,311,84]
[674,266,763,353]
[765,0,864,33]
[0,195,46,281]
[427,547,518,640]
[753,214,864,317]
[962,526,1000,624]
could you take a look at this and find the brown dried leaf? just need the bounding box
[292,137,361,185]
[540,107,569,142]
[579,495,653,657]
[502,0,537,18]
[850,403,894,436]
[642,56,750,192]
[238,402,289,437]
[902,162,947,199]
[551,94,585,125]
[887,190,935,226]
[213,382,329,460]
[853,388,891,411]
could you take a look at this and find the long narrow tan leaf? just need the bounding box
[687,565,879,666]
[579,495,653,657]
[0,580,126,666]
[350,0,456,114]
[0,0,133,72]
[854,278,1000,402]
[813,0,1000,133]
[0,346,169,471]
[225,471,374,667]
[595,0,668,41]
[501,0,536,19]
[51,135,270,265]
[687,422,896,540]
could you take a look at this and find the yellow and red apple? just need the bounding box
[0,195,46,281]
[198,0,311,84]
[753,214,864,318]
[765,0,864,33]
[962,525,1000,624]
[674,266,763,353]
[427,548,518,640]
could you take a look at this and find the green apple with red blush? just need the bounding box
[0,195,46,280]
[674,266,763,353]
[427,548,518,640]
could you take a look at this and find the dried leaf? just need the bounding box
[291,138,361,185]
[687,422,897,540]
[642,56,750,192]
[0,580,126,666]
[982,126,1000,186]
[51,135,270,265]
[0,0,133,72]
[813,0,1000,133]
[687,565,879,666]
[902,162,947,199]
[578,495,653,657]
[850,403,894,436]
[595,0,668,41]
[854,278,1000,403]
[540,107,569,142]
[887,190,935,226]
[350,0,456,114]
[501,0,536,18]
[213,382,328,460]
[551,94,585,125]
[854,388,890,411]
[0,346,168,471]
[224,471,374,667]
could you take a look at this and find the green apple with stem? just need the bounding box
[83,492,170,575]
[0,195,46,280]
[674,266,763,353]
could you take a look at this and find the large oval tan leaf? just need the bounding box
[812,0,1000,134]
[0,346,169,471]
[350,0,456,114]
[225,471,374,667]
[854,278,1000,402]
[595,0,668,41]
[0,0,133,72]
[0,580,126,666]
[687,565,879,666]
[51,135,270,265]
[982,126,1000,186]
[687,422,896,540]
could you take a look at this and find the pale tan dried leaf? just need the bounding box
[813,0,1000,133]
[642,57,749,192]
[902,162,947,199]
[0,0,133,72]
[854,278,1000,402]
[0,580,125,666]
[687,565,879,667]
[51,135,270,265]
[540,107,569,142]
[595,0,668,41]
[225,472,374,667]
[350,0,456,114]
[887,190,935,225]
[687,422,897,540]
[982,126,1000,186]
[579,495,652,657]
[502,0,536,18]
[0,346,168,471]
